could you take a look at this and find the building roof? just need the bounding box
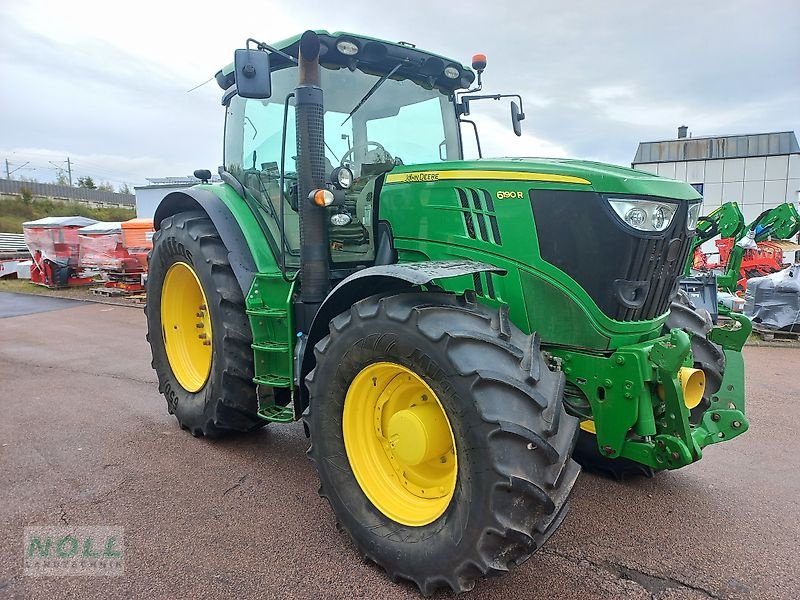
[632,131,800,165]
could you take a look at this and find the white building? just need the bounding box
[632,129,800,224]
[134,176,221,219]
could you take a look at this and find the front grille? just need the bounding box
[531,189,693,322]
[455,188,502,246]
[617,209,692,320]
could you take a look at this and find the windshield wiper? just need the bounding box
[341,63,403,126]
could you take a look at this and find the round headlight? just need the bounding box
[331,212,352,226]
[653,206,668,231]
[625,208,647,228]
[336,40,359,56]
[331,166,353,189]
[443,65,460,79]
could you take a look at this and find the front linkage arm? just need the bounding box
[556,313,750,470]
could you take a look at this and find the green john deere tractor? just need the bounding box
[145,30,751,593]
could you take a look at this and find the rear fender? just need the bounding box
[153,188,258,295]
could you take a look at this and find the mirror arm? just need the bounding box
[246,37,298,64]
[460,93,524,114]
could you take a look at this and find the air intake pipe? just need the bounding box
[295,30,330,311]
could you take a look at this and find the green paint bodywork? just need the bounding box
[186,153,747,469]
[191,183,296,419]
[185,32,748,468]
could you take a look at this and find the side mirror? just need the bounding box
[511,101,525,137]
[233,48,272,99]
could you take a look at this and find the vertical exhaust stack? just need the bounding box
[295,30,330,313]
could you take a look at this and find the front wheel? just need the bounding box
[305,292,579,595]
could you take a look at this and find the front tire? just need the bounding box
[305,292,579,594]
[145,211,263,436]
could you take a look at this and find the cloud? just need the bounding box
[0,147,199,188]
[0,0,797,187]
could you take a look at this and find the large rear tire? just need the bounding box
[145,211,263,436]
[305,292,579,594]
[573,296,725,479]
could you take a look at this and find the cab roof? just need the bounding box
[215,30,475,95]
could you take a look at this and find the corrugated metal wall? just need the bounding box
[633,132,800,164]
[0,178,134,206]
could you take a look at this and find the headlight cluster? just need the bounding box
[687,202,702,230]
[608,198,677,232]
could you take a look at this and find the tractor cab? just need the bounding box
[219,32,473,271]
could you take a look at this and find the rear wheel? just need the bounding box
[572,296,725,479]
[305,292,579,594]
[145,211,263,436]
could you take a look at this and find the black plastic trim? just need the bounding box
[530,189,692,321]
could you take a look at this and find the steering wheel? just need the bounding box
[340,141,389,166]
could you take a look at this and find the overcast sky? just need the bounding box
[1,0,798,189]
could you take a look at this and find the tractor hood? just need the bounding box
[386,158,702,201]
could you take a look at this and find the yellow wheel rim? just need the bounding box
[342,362,457,527]
[161,262,212,392]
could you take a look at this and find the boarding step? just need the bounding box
[253,375,292,387]
[256,402,295,423]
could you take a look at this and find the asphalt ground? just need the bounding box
[0,293,798,599]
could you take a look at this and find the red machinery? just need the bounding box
[77,221,147,292]
[120,218,154,272]
[707,237,789,290]
[23,216,98,288]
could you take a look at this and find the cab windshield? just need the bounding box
[224,65,460,268]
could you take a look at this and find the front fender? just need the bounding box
[296,260,506,415]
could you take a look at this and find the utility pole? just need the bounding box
[4,159,29,179]
[49,157,74,186]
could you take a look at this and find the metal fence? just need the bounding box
[0,178,135,207]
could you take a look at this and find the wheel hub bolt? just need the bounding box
[732,420,741,429]
[711,413,721,422]
[670,451,680,461]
